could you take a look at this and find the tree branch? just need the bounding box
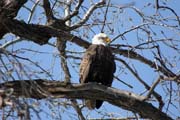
[56,0,71,83]
[112,48,176,78]
[0,0,27,38]
[63,0,84,22]
[1,18,89,47]
[43,0,54,22]
[70,0,106,30]
[0,18,178,82]
[0,79,172,120]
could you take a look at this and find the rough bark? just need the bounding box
[0,0,27,38]
[0,79,173,120]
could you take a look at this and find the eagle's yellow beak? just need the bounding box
[104,37,111,43]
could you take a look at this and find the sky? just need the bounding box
[1,0,180,119]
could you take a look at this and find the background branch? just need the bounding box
[70,0,106,30]
[1,18,178,83]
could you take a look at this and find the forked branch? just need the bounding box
[0,79,173,120]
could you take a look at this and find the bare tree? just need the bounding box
[0,0,180,119]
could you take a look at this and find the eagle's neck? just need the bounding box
[92,40,106,46]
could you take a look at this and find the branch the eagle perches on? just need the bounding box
[0,79,172,120]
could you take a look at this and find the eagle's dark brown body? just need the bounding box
[79,44,116,109]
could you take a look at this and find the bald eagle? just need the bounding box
[79,33,116,109]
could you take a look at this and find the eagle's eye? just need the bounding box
[98,36,111,43]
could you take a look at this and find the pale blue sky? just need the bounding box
[1,0,180,119]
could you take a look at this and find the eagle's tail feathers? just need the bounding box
[85,100,103,109]
[95,100,103,109]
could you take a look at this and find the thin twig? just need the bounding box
[155,0,180,25]
[71,99,85,120]
[145,76,162,100]
[1,37,23,48]
[63,0,84,21]
[101,0,110,33]
[111,22,150,43]
[27,0,40,23]
[114,76,133,88]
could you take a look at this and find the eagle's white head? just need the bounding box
[92,33,111,46]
